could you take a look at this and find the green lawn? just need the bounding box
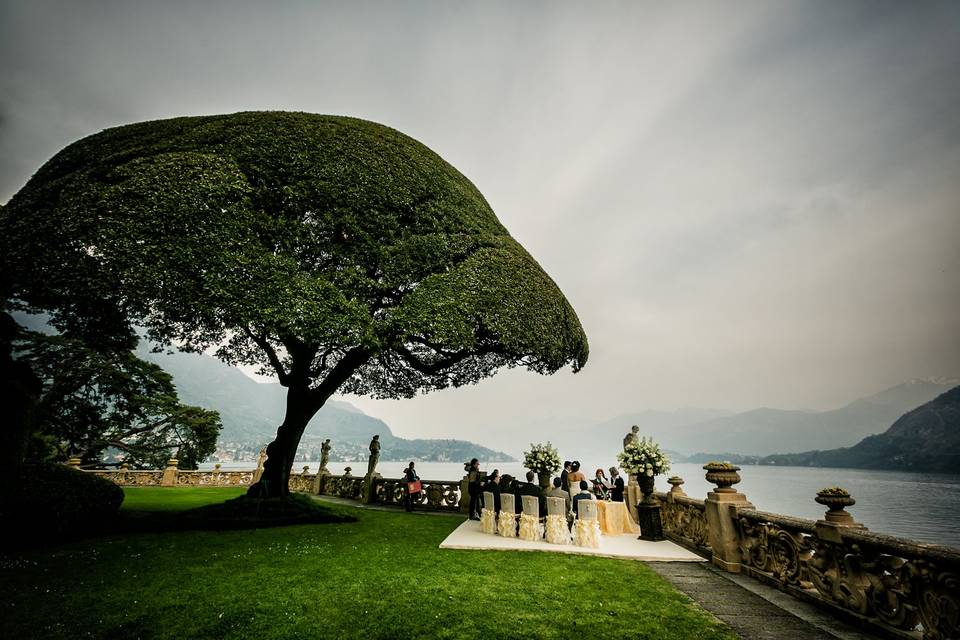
[1,488,735,640]
[120,486,248,511]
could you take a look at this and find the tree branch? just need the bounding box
[242,326,290,386]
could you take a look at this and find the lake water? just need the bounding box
[200,460,960,548]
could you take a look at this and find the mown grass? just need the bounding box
[1,488,735,640]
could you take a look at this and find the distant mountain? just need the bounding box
[760,386,960,473]
[137,346,514,463]
[662,379,959,456]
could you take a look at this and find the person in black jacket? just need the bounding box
[517,471,546,516]
[609,467,625,502]
[466,458,482,520]
[560,460,572,494]
[482,469,501,513]
[404,462,420,512]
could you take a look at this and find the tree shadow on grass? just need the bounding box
[8,494,358,549]
[118,493,358,533]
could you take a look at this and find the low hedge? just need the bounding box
[1,462,124,542]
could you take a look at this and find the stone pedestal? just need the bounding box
[637,502,665,541]
[460,475,470,514]
[626,484,642,523]
[313,469,330,495]
[160,458,179,486]
[704,490,753,572]
[361,473,381,504]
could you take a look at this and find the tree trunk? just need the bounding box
[247,385,316,498]
[246,346,370,499]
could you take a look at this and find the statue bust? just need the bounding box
[623,425,640,450]
[367,435,381,477]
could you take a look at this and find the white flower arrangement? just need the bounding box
[522,442,561,474]
[617,436,670,477]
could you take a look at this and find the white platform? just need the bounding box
[439,519,705,562]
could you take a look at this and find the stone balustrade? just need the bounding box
[653,466,960,640]
[374,477,463,511]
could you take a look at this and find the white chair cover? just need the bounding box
[519,495,543,541]
[545,496,570,545]
[480,491,496,534]
[574,499,601,548]
[497,494,517,538]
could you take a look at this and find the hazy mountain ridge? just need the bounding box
[664,379,959,457]
[137,347,515,462]
[759,386,960,473]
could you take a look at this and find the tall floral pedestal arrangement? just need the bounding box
[618,437,670,541]
[523,442,561,489]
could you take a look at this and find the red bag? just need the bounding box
[407,480,422,494]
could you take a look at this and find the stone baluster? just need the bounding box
[160,458,179,486]
[702,462,753,573]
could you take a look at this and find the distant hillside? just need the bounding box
[760,386,960,473]
[656,379,958,456]
[138,347,514,463]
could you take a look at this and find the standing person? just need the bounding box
[404,461,421,512]
[467,458,482,520]
[560,461,572,494]
[567,461,586,491]
[572,480,595,516]
[593,468,610,500]
[609,467,625,502]
[483,469,501,514]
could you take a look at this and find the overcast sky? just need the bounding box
[2,1,958,441]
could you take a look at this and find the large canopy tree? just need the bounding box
[1,112,589,496]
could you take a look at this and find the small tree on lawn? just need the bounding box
[1,112,589,497]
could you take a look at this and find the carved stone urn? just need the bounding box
[815,488,857,525]
[636,473,657,505]
[703,462,742,493]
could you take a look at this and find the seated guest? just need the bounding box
[545,476,572,525]
[483,469,502,513]
[517,471,545,515]
[567,461,586,490]
[593,468,610,500]
[572,480,595,516]
[609,467,625,502]
[560,460,572,494]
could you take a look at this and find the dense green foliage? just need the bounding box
[1,112,587,394]
[1,112,588,493]
[15,330,221,469]
[1,463,124,540]
[1,488,734,640]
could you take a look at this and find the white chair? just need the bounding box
[480,491,497,534]
[545,496,571,545]
[519,495,544,542]
[497,494,517,538]
[573,499,601,548]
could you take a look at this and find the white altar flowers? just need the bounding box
[522,442,561,474]
[617,436,670,477]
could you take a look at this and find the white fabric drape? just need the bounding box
[480,508,497,535]
[544,514,570,545]
[497,511,517,538]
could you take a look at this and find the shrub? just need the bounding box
[1,463,124,542]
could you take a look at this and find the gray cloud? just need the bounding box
[2,1,958,447]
